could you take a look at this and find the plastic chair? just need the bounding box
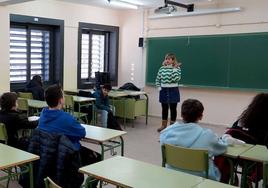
[17,92,33,99]
[161,144,209,178]
[44,177,62,188]
[64,95,88,124]
[17,97,30,116]
[0,123,8,144]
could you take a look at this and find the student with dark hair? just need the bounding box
[160,99,230,181]
[93,84,122,130]
[26,75,44,100]
[0,92,38,149]
[231,93,268,146]
[34,85,100,187]
[216,93,268,185]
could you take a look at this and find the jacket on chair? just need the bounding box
[27,129,84,188]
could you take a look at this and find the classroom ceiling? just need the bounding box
[0,0,33,6]
[57,0,215,9]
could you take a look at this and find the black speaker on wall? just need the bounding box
[138,37,144,47]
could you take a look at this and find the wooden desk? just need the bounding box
[0,143,39,188]
[239,145,268,187]
[73,96,95,124]
[81,124,126,160]
[109,90,149,125]
[27,99,47,109]
[224,144,254,159]
[27,99,48,115]
[123,91,149,125]
[223,144,254,184]
[193,179,238,188]
[79,156,203,188]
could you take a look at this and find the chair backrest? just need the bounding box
[17,97,29,114]
[161,144,209,178]
[18,92,33,99]
[44,177,62,188]
[64,95,74,114]
[0,123,8,144]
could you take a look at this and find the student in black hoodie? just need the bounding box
[0,92,38,150]
[26,75,44,101]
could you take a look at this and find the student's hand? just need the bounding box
[158,87,161,91]
[174,62,182,68]
[221,134,245,145]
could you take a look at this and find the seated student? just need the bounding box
[26,75,44,101]
[0,92,38,150]
[216,93,268,185]
[93,84,122,130]
[33,85,101,187]
[160,99,229,181]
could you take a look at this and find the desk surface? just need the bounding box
[193,179,238,188]
[0,143,39,170]
[224,144,254,158]
[27,99,48,108]
[73,96,95,102]
[108,91,128,98]
[79,156,203,188]
[81,124,126,142]
[239,144,268,162]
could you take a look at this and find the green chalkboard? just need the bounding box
[146,32,268,90]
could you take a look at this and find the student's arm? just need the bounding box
[67,117,86,138]
[171,67,181,83]
[155,67,162,87]
[94,92,111,112]
[206,130,228,156]
[17,113,38,129]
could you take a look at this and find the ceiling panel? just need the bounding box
[57,0,215,9]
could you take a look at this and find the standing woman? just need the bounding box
[156,53,181,132]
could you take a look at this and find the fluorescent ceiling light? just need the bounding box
[108,0,138,9]
[119,0,143,6]
[149,7,241,19]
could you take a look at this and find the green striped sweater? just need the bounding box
[155,66,181,87]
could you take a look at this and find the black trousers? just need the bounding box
[161,103,177,121]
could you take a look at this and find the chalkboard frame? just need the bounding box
[146,32,268,91]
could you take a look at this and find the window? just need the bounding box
[10,27,51,83]
[81,32,106,79]
[10,14,64,91]
[78,23,119,89]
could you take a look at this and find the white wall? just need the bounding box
[119,0,268,126]
[0,6,10,92]
[3,0,121,90]
[1,0,267,126]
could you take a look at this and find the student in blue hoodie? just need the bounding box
[160,99,230,181]
[38,85,101,177]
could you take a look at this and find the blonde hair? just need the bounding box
[163,53,181,67]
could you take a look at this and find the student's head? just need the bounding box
[102,84,112,96]
[45,85,64,108]
[164,53,180,66]
[239,93,268,131]
[181,99,204,123]
[0,92,18,111]
[32,75,43,86]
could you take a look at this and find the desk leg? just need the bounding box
[145,94,149,125]
[100,143,105,161]
[120,136,124,156]
[28,163,34,188]
[264,162,268,188]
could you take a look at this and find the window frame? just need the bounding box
[10,14,64,91]
[78,22,119,89]
[10,24,53,83]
